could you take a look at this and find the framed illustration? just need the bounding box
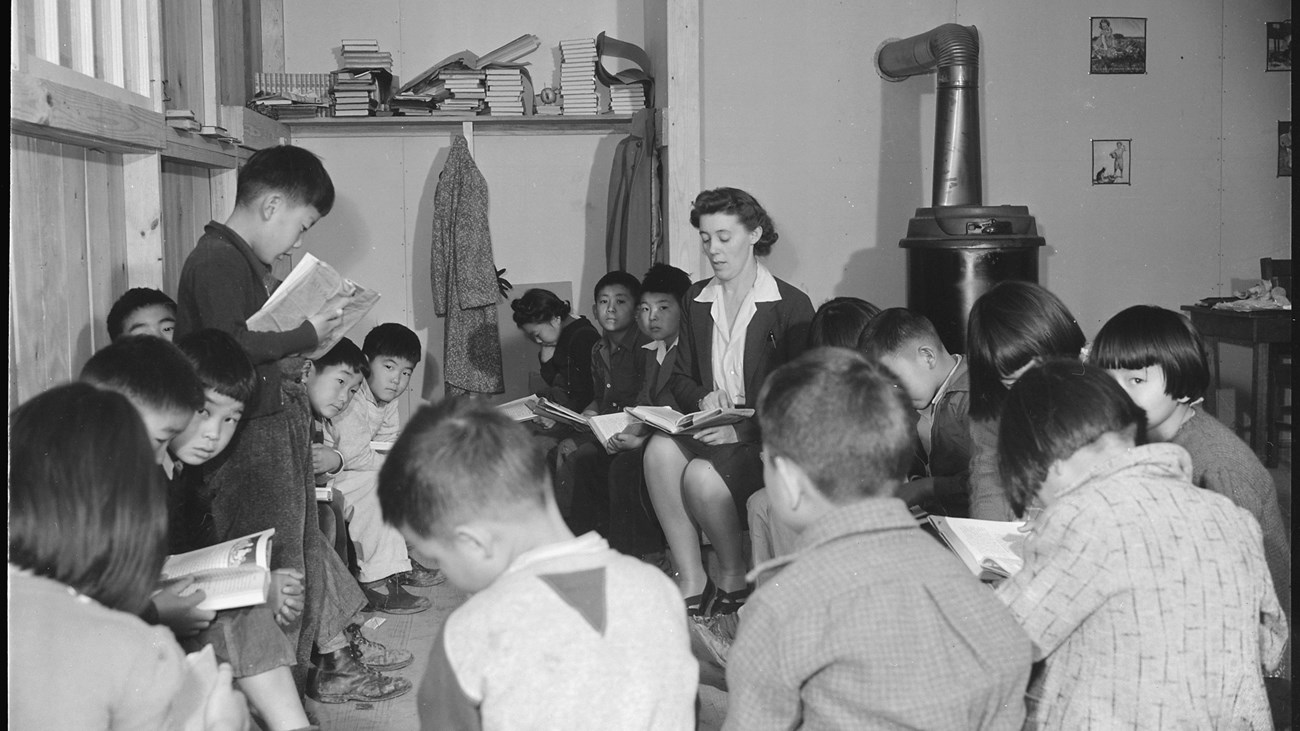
[1090,17,1147,74]
[1280,122,1292,177]
[1092,139,1131,185]
[1266,21,1291,72]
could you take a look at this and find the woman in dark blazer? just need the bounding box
[644,187,814,616]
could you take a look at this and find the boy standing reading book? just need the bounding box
[377,398,697,729]
[175,144,350,685]
[725,347,1031,730]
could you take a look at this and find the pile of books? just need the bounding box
[484,67,526,116]
[332,40,394,117]
[339,38,392,73]
[395,34,540,118]
[248,72,330,120]
[608,84,647,115]
[440,68,487,114]
[559,38,601,116]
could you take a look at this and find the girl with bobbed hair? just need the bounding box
[511,287,600,415]
[9,383,248,730]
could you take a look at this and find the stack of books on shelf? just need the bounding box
[484,67,534,116]
[339,38,393,73]
[535,96,563,116]
[395,34,540,118]
[248,73,330,120]
[608,84,648,115]
[559,38,601,116]
[331,69,382,117]
[331,39,395,117]
[439,67,487,114]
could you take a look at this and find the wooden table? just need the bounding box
[1181,304,1293,465]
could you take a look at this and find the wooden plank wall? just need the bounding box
[159,159,213,293]
[9,133,127,408]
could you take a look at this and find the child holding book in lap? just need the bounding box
[377,398,697,729]
[994,361,1286,728]
[1089,305,1291,685]
[9,383,249,731]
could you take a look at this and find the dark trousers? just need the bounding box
[568,441,665,556]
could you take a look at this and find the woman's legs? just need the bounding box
[644,435,704,596]
[682,459,748,593]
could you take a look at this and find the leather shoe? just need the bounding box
[399,558,446,588]
[345,623,413,672]
[361,575,432,615]
[307,646,411,704]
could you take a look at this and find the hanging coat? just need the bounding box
[605,108,659,272]
[431,135,505,396]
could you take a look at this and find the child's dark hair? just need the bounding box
[997,360,1147,514]
[236,144,335,217]
[106,288,177,341]
[9,383,169,614]
[80,335,205,415]
[757,347,914,503]
[313,337,368,376]
[809,297,884,350]
[859,307,945,361]
[176,329,258,406]
[1087,305,1209,402]
[967,281,1086,421]
[689,187,779,256]
[594,271,641,302]
[363,323,422,365]
[511,288,570,327]
[641,263,693,302]
[378,397,547,537]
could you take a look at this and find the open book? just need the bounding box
[497,394,541,422]
[928,516,1025,581]
[398,34,540,96]
[160,529,274,611]
[246,253,380,360]
[624,405,755,435]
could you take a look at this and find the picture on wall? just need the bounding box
[1266,20,1291,72]
[1090,17,1147,74]
[1092,139,1131,185]
[1280,122,1292,177]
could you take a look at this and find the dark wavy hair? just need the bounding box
[1087,305,1209,402]
[363,323,422,365]
[809,297,884,350]
[641,263,693,302]
[997,360,1147,514]
[236,144,335,216]
[689,187,779,256]
[511,288,571,328]
[967,281,1086,421]
[106,287,176,341]
[9,383,169,614]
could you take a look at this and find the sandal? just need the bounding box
[684,579,717,617]
[710,585,751,616]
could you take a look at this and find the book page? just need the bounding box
[587,411,639,446]
[626,405,688,432]
[497,395,540,422]
[173,565,271,612]
[535,397,590,429]
[938,517,1026,577]
[245,254,380,359]
[161,529,274,580]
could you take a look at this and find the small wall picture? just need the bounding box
[1266,21,1291,72]
[1091,17,1147,74]
[1280,122,1292,177]
[1092,139,1131,185]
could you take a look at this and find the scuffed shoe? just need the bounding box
[361,575,432,615]
[398,558,446,587]
[307,647,411,704]
[345,623,413,672]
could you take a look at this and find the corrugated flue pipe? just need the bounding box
[875,24,981,207]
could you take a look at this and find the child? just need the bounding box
[861,307,972,516]
[966,281,1086,520]
[510,287,600,415]
[376,398,698,729]
[9,383,249,731]
[994,360,1286,728]
[747,296,883,566]
[308,336,429,615]
[333,323,445,605]
[725,347,1032,729]
[175,144,350,684]
[565,270,648,536]
[107,286,178,341]
[1089,304,1291,680]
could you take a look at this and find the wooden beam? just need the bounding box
[260,0,285,73]
[85,148,129,352]
[209,166,238,222]
[96,0,126,88]
[61,144,95,374]
[68,0,96,76]
[11,67,165,152]
[32,0,59,63]
[163,125,240,168]
[197,0,220,130]
[122,0,151,97]
[122,152,164,289]
[215,0,246,106]
[664,0,703,279]
[239,106,289,150]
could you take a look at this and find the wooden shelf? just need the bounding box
[282,114,636,138]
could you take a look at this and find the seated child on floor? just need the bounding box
[860,307,972,516]
[993,360,1286,728]
[747,296,882,565]
[377,398,698,730]
[171,329,313,731]
[9,383,249,731]
[332,323,446,607]
[107,286,177,341]
[1089,304,1291,682]
[306,337,431,616]
[725,347,1031,729]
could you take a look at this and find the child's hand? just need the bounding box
[154,579,216,637]
[608,432,647,452]
[311,444,342,475]
[694,425,738,445]
[307,306,347,340]
[896,477,935,507]
[203,662,251,731]
[268,568,305,627]
[533,415,557,430]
